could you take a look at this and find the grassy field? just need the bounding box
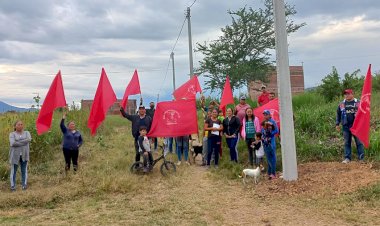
[0,91,379,225]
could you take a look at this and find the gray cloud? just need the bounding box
[1,0,380,107]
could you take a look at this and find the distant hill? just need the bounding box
[0,101,34,113]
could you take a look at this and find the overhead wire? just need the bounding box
[157,16,187,96]
[157,0,198,98]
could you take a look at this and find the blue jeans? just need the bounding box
[168,137,174,153]
[343,128,364,160]
[226,137,238,162]
[264,144,276,176]
[10,156,28,189]
[176,136,189,161]
[202,137,208,163]
[207,136,220,166]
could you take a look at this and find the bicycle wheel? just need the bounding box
[160,161,176,176]
[130,162,143,174]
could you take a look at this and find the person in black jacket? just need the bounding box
[145,102,157,151]
[120,105,152,162]
[60,109,83,172]
[223,107,241,162]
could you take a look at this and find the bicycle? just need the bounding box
[130,146,176,176]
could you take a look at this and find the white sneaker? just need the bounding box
[176,161,181,166]
[342,158,350,164]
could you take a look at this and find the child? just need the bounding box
[262,121,277,179]
[138,126,153,173]
[251,132,264,171]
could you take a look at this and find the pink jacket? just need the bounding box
[240,117,261,140]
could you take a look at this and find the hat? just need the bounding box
[240,95,246,100]
[261,85,267,89]
[263,110,271,115]
[344,89,353,94]
[138,105,145,109]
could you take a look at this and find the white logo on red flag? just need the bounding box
[163,110,181,125]
[269,109,280,125]
[359,93,371,114]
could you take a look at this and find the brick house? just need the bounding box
[81,99,137,115]
[249,66,304,101]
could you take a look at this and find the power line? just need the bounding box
[158,16,187,96]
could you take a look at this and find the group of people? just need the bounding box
[201,95,279,179]
[7,86,365,190]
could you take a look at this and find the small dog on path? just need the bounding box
[238,167,261,185]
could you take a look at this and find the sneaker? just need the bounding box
[214,165,219,169]
[206,165,211,170]
[270,174,277,180]
[11,187,16,192]
[176,161,181,166]
[359,159,365,164]
[143,167,149,173]
[22,186,27,191]
[185,161,191,166]
[342,158,350,164]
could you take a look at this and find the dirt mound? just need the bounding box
[254,162,380,198]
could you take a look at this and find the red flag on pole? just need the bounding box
[36,71,67,135]
[350,64,372,148]
[121,69,141,109]
[219,76,234,115]
[147,99,198,137]
[254,98,280,128]
[87,68,117,136]
[173,75,202,100]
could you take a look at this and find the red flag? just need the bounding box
[351,64,372,148]
[220,76,234,115]
[254,98,280,128]
[121,69,141,109]
[87,68,117,136]
[147,99,198,137]
[173,75,202,100]
[36,71,67,135]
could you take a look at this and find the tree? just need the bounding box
[342,69,363,92]
[373,71,380,91]
[318,67,342,101]
[195,0,305,92]
[318,67,365,101]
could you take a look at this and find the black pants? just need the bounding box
[134,138,141,162]
[246,138,255,166]
[63,148,79,171]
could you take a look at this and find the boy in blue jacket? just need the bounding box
[261,110,279,180]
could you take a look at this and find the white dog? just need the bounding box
[238,167,261,185]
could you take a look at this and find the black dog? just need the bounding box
[192,145,203,159]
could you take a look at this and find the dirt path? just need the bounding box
[12,155,376,226]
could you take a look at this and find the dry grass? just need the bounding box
[0,120,379,225]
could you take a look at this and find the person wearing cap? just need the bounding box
[146,101,158,151]
[258,85,270,106]
[261,110,279,179]
[120,105,152,163]
[336,89,364,164]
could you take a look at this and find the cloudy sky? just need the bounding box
[1,0,380,108]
